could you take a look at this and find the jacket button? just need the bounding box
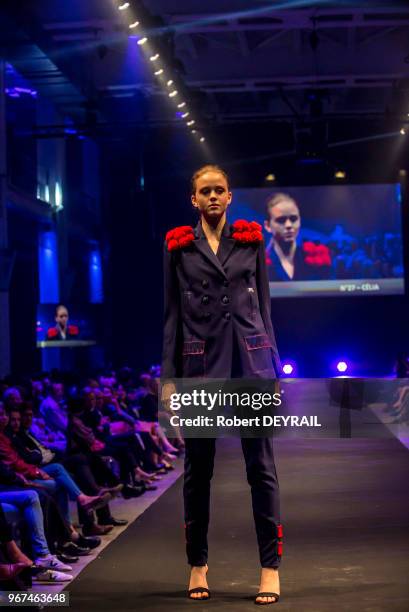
[202,280,209,288]
[221,295,229,305]
[202,295,210,305]
[224,312,231,321]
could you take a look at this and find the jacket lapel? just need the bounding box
[217,223,236,267]
[193,221,228,279]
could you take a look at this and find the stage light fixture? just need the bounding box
[118,2,130,10]
[335,170,346,179]
[167,80,174,87]
[282,363,293,375]
[181,112,189,118]
[191,130,197,134]
[154,68,164,76]
[129,21,140,29]
[137,37,148,46]
[187,120,195,126]
[200,137,205,142]
[265,173,276,182]
[168,90,178,98]
[400,128,406,135]
[336,361,348,373]
[150,54,160,61]
[177,102,186,108]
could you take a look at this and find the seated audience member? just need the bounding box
[3,387,24,412]
[0,403,109,540]
[39,382,68,436]
[0,502,33,587]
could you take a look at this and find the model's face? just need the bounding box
[9,411,21,433]
[55,307,69,327]
[191,172,232,220]
[0,405,8,431]
[264,199,300,244]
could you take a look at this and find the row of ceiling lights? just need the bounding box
[117,1,205,143]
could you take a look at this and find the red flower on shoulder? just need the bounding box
[47,328,58,339]
[232,220,263,244]
[166,226,195,251]
[302,241,331,267]
[68,325,79,336]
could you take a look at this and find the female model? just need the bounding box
[161,165,282,605]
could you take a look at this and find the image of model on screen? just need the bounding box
[47,305,79,340]
[161,165,282,605]
[264,192,331,282]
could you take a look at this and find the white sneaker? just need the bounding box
[33,569,73,583]
[34,555,72,572]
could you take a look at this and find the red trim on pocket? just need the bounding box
[277,524,283,539]
[244,334,272,351]
[277,542,283,556]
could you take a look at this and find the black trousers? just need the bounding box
[183,436,282,568]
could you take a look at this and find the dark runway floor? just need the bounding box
[62,437,409,612]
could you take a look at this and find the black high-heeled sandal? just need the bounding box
[254,591,280,605]
[187,587,211,600]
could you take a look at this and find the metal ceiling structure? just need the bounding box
[1,2,409,128]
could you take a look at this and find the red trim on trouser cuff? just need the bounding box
[277,524,283,538]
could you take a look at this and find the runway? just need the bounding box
[61,436,409,611]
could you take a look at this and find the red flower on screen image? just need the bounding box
[302,241,332,267]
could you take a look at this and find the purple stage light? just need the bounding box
[282,363,293,375]
[336,361,348,373]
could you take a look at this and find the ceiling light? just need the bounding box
[265,173,276,182]
[150,54,160,61]
[118,2,130,10]
[168,90,178,98]
[167,80,174,87]
[181,112,189,118]
[191,130,197,134]
[137,37,148,46]
[334,170,346,179]
[200,137,205,142]
[400,128,406,135]
[187,120,195,126]
[177,102,186,108]
[129,21,139,29]
[154,68,164,76]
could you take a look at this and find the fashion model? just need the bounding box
[161,165,282,605]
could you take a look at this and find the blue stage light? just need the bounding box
[282,363,293,375]
[336,361,348,373]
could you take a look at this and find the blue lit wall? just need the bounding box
[89,247,103,303]
[38,230,59,303]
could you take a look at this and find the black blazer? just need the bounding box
[162,220,281,379]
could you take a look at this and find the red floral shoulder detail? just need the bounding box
[68,325,79,336]
[231,220,263,244]
[47,327,58,339]
[166,225,195,251]
[302,241,331,267]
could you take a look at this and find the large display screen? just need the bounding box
[230,184,404,297]
[36,304,99,348]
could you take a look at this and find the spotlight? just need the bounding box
[191,130,197,134]
[335,170,346,179]
[181,112,189,118]
[118,2,130,10]
[150,54,160,61]
[137,37,148,46]
[129,21,140,29]
[187,120,195,126]
[265,173,276,182]
[336,361,348,373]
[282,363,293,375]
[200,137,205,142]
[167,80,174,87]
[400,128,406,135]
[177,102,186,108]
[154,68,164,76]
[168,90,178,98]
